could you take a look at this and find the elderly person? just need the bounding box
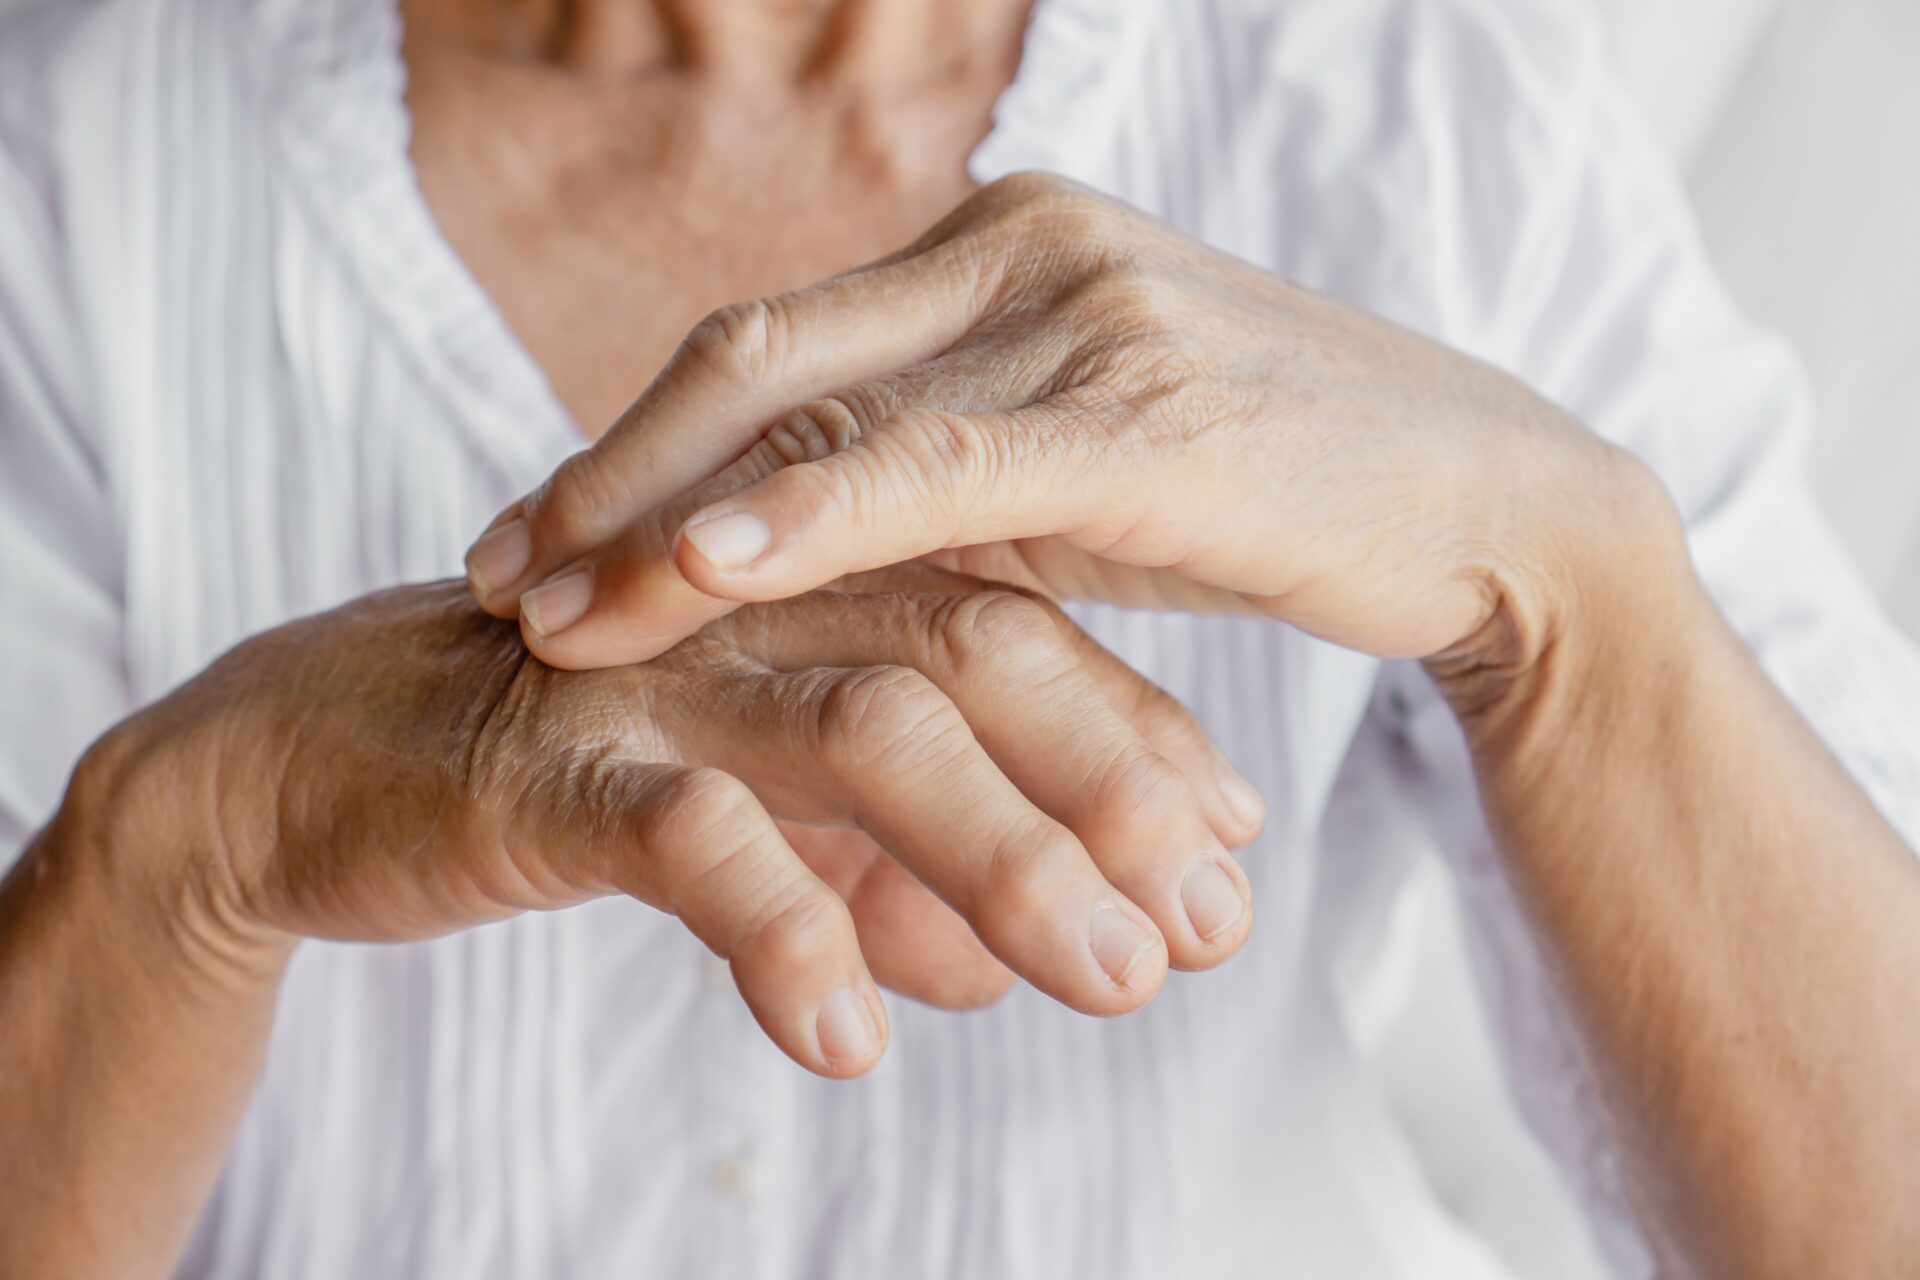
[4,0,1919,1276]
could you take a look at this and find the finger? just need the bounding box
[1034,602,1270,848]
[847,854,1016,1011]
[779,821,1015,1011]
[776,819,1013,1010]
[463,242,1001,615]
[512,356,1045,669]
[667,665,1169,1016]
[725,587,1252,971]
[604,764,889,1078]
[841,562,1268,848]
[670,399,1142,607]
[512,435,786,668]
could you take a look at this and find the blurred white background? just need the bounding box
[3,0,1906,623]
[4,0,1902,618]
[1372,4,1920,1275]
[1,0,1908,1274]
[1615,0,1920,637]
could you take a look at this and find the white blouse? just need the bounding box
[4,0,1918,1276]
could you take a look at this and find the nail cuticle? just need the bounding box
[816,986,881,1066]
[1181,855,1246,942]
[1089,903,1157,987]
[520,569,594,638]
[467,517,532,596]
[682,511,772,573]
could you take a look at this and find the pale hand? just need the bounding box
[464,172,1646,681]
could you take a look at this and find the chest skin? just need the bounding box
[402,34,1004,436]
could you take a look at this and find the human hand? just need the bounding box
[100,568,1261,1079]
[465,172,1642,681]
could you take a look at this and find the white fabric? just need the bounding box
[1588,0,1782,163]
[1684,0,1920,638]
[4,1,1919,1277]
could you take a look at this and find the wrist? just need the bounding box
[55,716,296,996]
[1,725,290,1279]
[1425,439,1702,748]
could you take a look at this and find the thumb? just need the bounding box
[464,248,994,617]
[670,404,1108,604]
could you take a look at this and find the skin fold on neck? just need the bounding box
[402,0,1034,86]
[397,0,1036,431]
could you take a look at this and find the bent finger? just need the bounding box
[725,586,1251,971]
[670,401,1133,608]
[464,243,1000,615]
[512,436,789,668]
[836,563,1268,849]
[613,764,889,1077]
[1034,602,1269,847]
[777,819,1014,1011]
[667,666,1169,1016]
[516,360,1025,669]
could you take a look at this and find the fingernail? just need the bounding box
[1181,856,1245,941]
[816,986,880,1065]
[466,518,531,596]
[520,570,593,638]
[1089,904,1156,986]
[682,511,770,572]
[1213,752,1266,828]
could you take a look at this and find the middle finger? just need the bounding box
[662,663,1171,1016]
[721,586,1255,971]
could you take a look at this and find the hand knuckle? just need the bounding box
[651,767,757,852]
[524,448,633,545]
[933,591,1064,679]
[1129,680,1191,733]
[959,174,1109,289]
[1091,750,1194,835]
[1016,183,1120,249]
[985,169,1074,212]
[734,887,848,974]
[1079,267,1173,335]
[767,397,864,465]
[718,434,800,495]
[813,665,956,768]
[683,296,787,389]
[885,410,994,511]
[977,824,1077,920]
[807,440,889,526]
[833,381,908,440]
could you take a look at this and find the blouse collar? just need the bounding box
[243,0,1144,470]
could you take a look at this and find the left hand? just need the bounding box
[464,172,1650,678]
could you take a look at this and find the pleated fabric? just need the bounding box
[7,1,1920,1277]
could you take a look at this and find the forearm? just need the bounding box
[1436,474,1920,1278]
[0,734,290,1278]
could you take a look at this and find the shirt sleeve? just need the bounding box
[0,11,134,865]
[1375,0,1920,1272]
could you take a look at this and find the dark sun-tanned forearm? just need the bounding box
[1432,479,1920,1279]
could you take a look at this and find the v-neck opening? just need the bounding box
[253,0,1139,470]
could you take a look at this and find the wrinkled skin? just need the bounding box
[465,172,1633,682]
[106,565,1260,1079]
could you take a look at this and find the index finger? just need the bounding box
[464,240,997,616]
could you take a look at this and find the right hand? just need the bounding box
[95,570,1262,1078]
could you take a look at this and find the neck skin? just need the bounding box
[403,0,1035,85]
